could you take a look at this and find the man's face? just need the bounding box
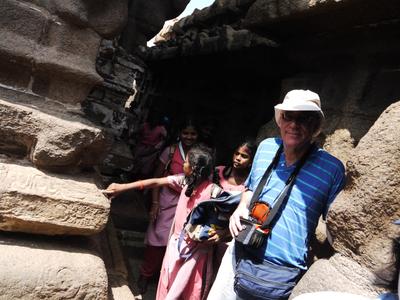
[278,111,320,150]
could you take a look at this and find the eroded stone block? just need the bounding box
[0,94,111,171]
[328,101,400,270]
[0,158,110,235]
[0,0,104,103]
[290,254,381,299]
[0,233,108,299]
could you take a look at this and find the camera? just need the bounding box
[235,217,269,248]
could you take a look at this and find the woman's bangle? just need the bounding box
[137,181,144,190]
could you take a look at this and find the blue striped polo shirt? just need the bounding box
[245,138,345,270]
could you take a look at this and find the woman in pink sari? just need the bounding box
[138,119,199,294]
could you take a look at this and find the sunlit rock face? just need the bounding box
[328,102,400,270]
[119,0,190,52]
[0,233,109,300]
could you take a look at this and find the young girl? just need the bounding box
[212,140,257,274]
[216,140,257,194]
[104,144,219,300]
[137,118,199,294]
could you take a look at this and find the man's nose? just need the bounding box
[288,119,301,126]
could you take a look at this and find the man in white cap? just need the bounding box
[207,90,346,300]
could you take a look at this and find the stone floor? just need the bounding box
[112,190,159,299]
[117,229,157,300]
[129,257,158,300]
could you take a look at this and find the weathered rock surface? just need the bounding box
[48,0,129,38]
[243,0,400,32]
[290,253,381,299]
[245,0,346,26]
[0,0,128,104]
[0,233,108,300]
[0,92,111,171]
[0,158,110,236]
[120,0,190,51]
[328,101,400,270]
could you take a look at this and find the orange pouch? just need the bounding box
[250,202,271,224]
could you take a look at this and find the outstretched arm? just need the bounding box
[103,177,169,199]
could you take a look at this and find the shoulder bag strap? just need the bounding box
[260,144,316,229]
[164,143,177,174]
[177,141,185,161]
[248,144,283,211]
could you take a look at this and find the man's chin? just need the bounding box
[283,139,305,149]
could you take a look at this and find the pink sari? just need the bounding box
[146,145,184,247]
[156,178,215,300]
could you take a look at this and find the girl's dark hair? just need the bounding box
[223,139,257,179]
[179,117,199,134]
[185,144,214,197]
[164,117,200,147]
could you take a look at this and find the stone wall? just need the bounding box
[0,0,188,298]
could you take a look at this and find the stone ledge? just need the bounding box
[0,158,110,236]
[0,96,111,171]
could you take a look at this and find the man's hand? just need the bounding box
[229,203,249,237]
[229,189,252,237]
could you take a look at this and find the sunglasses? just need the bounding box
[281,111,320,126]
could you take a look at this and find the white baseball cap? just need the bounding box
[274,89,324,124]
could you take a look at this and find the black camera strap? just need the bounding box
[248,144,283,211]
[248,142,315,230]
[260,143,315,230]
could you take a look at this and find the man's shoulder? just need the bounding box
[258,137,282,149]
[313,147,345,174]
